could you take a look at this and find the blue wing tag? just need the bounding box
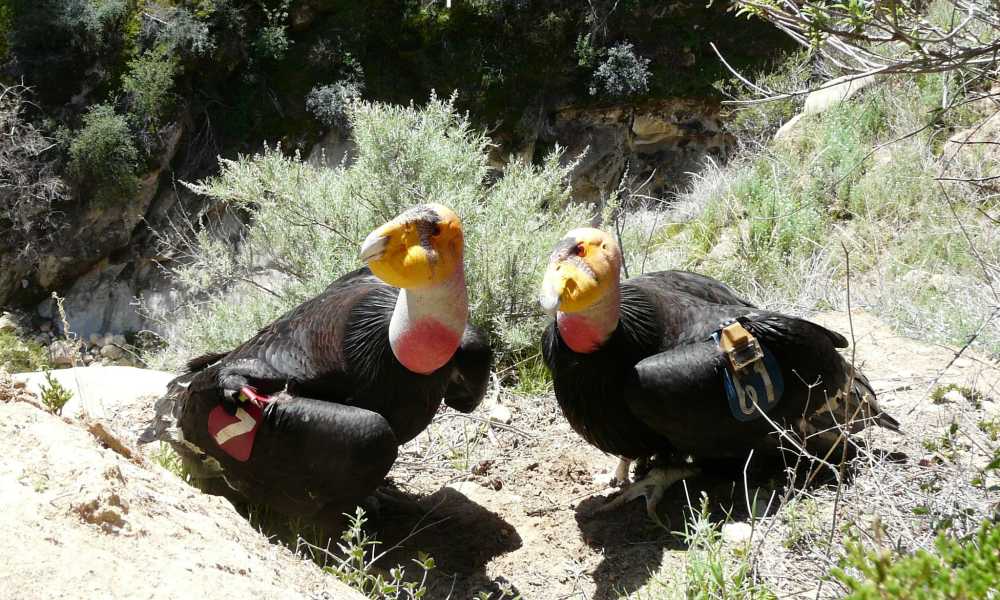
[712,331,785,421]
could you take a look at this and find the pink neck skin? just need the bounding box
[389,265,468,374]
[556,283,621,354]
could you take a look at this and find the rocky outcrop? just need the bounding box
[539,99,733,205]
[0,374,365,600]
[9,122,188,339]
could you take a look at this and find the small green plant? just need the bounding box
[781,497,824,550]
[68,103,139,204]
[679,494,775,600]
[122,45,178,128]
[511,354,552,398]
[931,384,986,409]
[922,421,967,463]
[39,370,72,414]
[0,330,50,372]
[474,582,521,600]
[150,442,188,480]
[832,520,1000,599]
[977,418,1000,442]
[324,507,434,599]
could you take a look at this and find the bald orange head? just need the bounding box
[539,228,622,314]
[359,203,464,289]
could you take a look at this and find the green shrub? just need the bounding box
[253,0,290,61]
[7,0,128,103]
[590,41,651,98]
[68,104,139,204]
[306,80,364,130]
[150,95,590,369]
[0,83,69,253]
[832,520,1000,599]
[143,5,214,57]
[0,330,49,372]
[122,45,179,128]
[39,371,72,414]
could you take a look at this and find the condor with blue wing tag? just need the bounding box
[712,322,784,422]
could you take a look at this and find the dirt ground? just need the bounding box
[0,377,364,600]
[367,311,1000,599]
[7,309,996,600]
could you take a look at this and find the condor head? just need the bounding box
[359,203,464,289]
[539,227,622,315]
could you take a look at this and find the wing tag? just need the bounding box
[713,327,785,422]
[207,404,264,462]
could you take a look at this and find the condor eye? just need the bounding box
[575,243,586,257]
[432,223,441,236]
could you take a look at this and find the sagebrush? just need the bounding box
[148,94,592,368]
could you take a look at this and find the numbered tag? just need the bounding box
[713,332,784,421]
[207,403,264,462]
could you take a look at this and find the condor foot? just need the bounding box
[596,465,699,528]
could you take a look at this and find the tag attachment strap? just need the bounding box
[719,321,763,372]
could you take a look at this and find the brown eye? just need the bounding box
[576,243,586,257]
[432,223,441,236]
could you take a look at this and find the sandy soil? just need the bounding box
[6,310,997,600]
[0,377,364,600]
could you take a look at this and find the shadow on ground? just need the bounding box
[571,448,906,600]
[375,486,525,599]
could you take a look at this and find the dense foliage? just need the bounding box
[1,0,788,187]
[833,521,1000,599]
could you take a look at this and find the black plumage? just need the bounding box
[543,270,899,465]
[142,266,491,518]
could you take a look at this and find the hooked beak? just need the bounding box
[539,269,566,317]
[359,228,390,263]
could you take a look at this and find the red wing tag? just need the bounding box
[207,403,264,462]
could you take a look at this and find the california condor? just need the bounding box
[539,228,899,523]
[141,204,491,520]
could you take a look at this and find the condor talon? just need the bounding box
[596,466,699,529]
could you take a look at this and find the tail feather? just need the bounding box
[850,369,901,433]
[138,377,189,444]
[186,351,228,373]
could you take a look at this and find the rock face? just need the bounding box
[0,376,364,600]
[543,99,733,205]
[16,123,184,303]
